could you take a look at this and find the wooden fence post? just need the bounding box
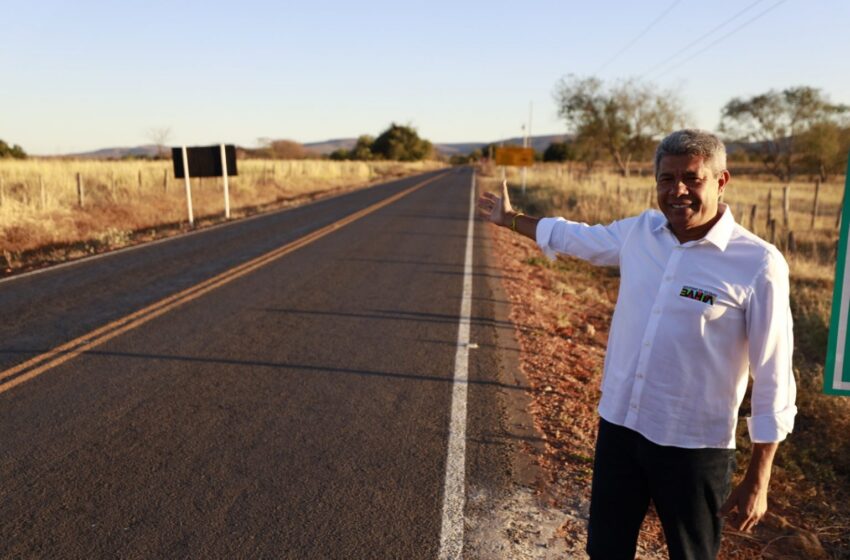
[810,179,820,229]
[769,218,776,244]
[787,230,796,254]
[782,184,790,227]
[163,169,168,193]
[76,172,85,208]
[750,204,758,234]
[40,175,46,209]
[766,188,773,229]
[137,169,143,196]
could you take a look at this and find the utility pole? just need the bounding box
[521,124,527,195]
[521,102,533,195]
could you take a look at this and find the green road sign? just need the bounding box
[825,155,850,396]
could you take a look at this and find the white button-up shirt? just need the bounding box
[536,208,796,449]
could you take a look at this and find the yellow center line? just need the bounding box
[0,171,450,395]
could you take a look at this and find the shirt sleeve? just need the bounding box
[745,251,797,443]
[536,216,637,266]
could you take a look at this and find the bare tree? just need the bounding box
[719,87,847,181]
[147,127,172,159]
[554,75,686,177]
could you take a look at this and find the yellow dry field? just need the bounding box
[0,158,445,264]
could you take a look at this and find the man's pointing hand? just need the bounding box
[477,179,514,227]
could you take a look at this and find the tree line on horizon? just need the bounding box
[0,140,27,159]
[245,123,433,163]
[539,75,850,182]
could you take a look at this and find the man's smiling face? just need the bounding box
[656,154,730,243]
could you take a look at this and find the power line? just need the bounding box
[646,0,789,79]
[595,0,682,74]
[640,0,767,79]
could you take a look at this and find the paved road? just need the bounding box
[0,168,527,558]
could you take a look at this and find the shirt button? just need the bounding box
[636,372,644,379]
[653,308,661,314]
[644,341,651,347]
[630,403,638,410]
[664,276,673,281]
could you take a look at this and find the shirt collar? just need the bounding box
[653,206,736,251]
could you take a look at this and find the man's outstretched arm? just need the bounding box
[722,250,796,533]
[476,179,539,240]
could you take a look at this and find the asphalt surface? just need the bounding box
[0,168,527,558]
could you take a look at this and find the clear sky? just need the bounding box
[3,0,849,155]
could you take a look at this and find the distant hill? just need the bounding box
[480,134,571,155]
[302,138,482,157]
[66,144,162,159]
[63,134,573,159]
[302,138,357,155]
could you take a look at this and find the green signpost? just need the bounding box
[825,156,850,396]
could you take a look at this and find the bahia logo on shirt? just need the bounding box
[679,285,717,306]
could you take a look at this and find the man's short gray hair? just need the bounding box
[654,129,727,176]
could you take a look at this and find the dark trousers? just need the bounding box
[586,419,735,560]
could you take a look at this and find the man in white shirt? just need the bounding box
[477,129,796,559]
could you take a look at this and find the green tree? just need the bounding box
[554,75,684,176]
[543,141,574,162]
[350,135,375,160]
[449,149,482,165]
[720,86,848,181]
[370,123,432,161]
[795,122,850,181]
[0,140,27,159]
[480,143,498,161]
[328,148,351,161]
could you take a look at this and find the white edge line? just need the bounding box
[0,169,443,286]
[438,169,475,559]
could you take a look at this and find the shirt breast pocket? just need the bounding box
[700,299,744,336]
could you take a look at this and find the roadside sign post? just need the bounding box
[495,146,534,200]
[172,145,238,227]
[824,155,850,396]
[220,144,231,219]
[495,146,534,191]
[180,146,194,226]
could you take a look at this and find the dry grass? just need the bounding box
[479,161,850,557]
[0,158,444,270]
